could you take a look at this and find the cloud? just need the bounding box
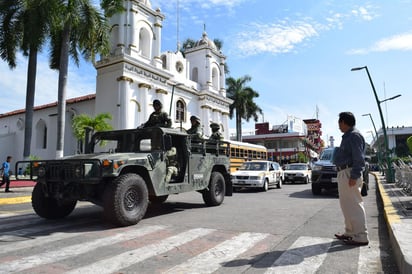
[347,32,412,55]
[233,21,318,57]
[351,5,378,21]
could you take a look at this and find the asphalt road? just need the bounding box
[0,176,399,273]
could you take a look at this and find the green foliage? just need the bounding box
[407,136,412,153]
[72,112,113,141]
[226,75,262,141]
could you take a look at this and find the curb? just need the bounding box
[374,172,412,274]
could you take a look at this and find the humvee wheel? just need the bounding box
[32,183,77,219]
[103,174,149,226]
[149,195,169,204]
[202,171,225,206]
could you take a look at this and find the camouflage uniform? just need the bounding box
[143,100,172,128]
[165,147,178,182]
[209,123,223,141]
[187,115,203,141]
[144,111,172,128]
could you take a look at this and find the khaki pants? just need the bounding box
[337,168,369,242]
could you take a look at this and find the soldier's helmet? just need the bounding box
[210,123,220,130]
[153,99,162,107]
[190,115,201,123]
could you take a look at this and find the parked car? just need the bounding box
[311,147,338,195]
[231,161,284,191]
[283,163,312,184]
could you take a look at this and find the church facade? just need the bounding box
[0,0,232,163]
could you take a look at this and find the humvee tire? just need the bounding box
[149,195,169,204]
[103,173,149,226]
[32,183,77,219]
[202,171,225,206]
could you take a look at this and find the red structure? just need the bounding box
[242,120,323,164]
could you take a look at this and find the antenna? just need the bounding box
[176,0,180,52]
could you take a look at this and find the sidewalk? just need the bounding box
[374,172,412,274]
[0,179,36,189]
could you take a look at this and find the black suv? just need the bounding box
[311,147,338,195]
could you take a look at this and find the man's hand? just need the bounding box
[349,178,357,187]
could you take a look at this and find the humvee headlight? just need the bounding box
[38,166,46,177]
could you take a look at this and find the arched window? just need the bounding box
[139,28,151,58]
[191,67,198,82]
[175,99,186,122]
[212,67,219,89]
[161,55,167,69]
[35,119,47,149]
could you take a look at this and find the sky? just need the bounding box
[1,0,412,147]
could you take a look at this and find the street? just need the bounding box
[0,175,399,273]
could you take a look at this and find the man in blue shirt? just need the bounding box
[333,112,368,245]
[0,156,13,193]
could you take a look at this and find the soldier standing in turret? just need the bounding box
[209,123,223,141]
[187,115,203,141]
[142,100,172,128]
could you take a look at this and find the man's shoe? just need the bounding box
[343,239,369,246]
[334,234,351,240]
[5,190,13,193]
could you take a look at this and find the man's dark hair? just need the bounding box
[338,112,356,127]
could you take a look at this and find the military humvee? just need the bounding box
[16,127,232,226]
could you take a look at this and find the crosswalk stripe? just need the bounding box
[265,236,333,274]
[0,222,101,255]
[65,228,216,274]
[0,225,165,274]
[359,240,380,273]
[165,232,268,273]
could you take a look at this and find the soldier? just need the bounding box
[209,123,223,141]
[142,100,172,128]
[165,147,178,182]
[187,115,203,141]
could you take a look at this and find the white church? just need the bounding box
[0,0,232,163]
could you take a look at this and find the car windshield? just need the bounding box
[285,164,306,170]
[239,162,267,171]
[320,149,334,161]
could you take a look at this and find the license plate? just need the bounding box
[238,181,245,184]
[331,177,338,183]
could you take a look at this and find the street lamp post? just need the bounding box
[168,82,184,117]
[362,113,381,167]
[351,66,401,182]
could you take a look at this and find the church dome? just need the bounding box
[194,31,217,50]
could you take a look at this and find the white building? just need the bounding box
[0,0,232,163]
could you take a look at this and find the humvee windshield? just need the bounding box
[90,128,163,153]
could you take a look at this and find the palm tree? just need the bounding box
[0,0,56,159]
[49,0,123,158]
[226,75,262,141]
[72,112,112,152]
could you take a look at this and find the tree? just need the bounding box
[72,112,112,152]
[49,0,123,158]
[181,37,229,74]
[407,136,412,154]
[226,75,262,141]
[0,0,56,159]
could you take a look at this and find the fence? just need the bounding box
[393,157,412,195]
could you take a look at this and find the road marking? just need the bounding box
[65,228,215,274]
[265,236,333,274]
[359,240,381,273]
[0,225,165,274]
[0,195,31,205]
[165,232,268,273]
[0,219,99,254]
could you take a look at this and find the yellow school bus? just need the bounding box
[227,140,267,173]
